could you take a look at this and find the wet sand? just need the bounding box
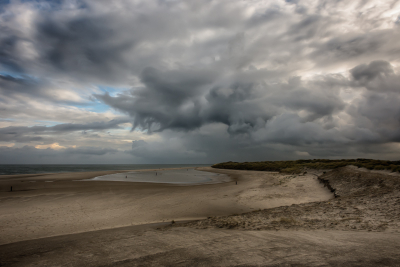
[89,168,231,184]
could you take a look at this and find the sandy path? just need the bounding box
[0,167,332,245]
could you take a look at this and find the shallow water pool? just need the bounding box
[88,168,230,185]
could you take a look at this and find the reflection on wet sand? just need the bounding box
[89,168,231,185]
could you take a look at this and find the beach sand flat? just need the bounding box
[0,167,331,245]
[1,167,399,266]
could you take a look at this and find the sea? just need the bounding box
[0,164,211,176]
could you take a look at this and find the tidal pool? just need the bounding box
[88,168,230,185]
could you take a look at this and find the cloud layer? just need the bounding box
[0,0,400,163]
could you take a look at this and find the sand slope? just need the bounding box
[184,166,400,232]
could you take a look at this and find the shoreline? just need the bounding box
[0,164,212,176]
[0,167,232,191]
[0,166,202,181]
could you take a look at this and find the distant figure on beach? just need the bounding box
[10,186,12,192]
[126,176,127,179]
[156,172,157,176]
[236,181,237,185]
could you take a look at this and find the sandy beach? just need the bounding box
[0,167,331,245]
[1,166,400,266]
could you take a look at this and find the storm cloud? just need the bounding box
[0,119,130,143]
[0,0,400,163]
[97,61,400,145]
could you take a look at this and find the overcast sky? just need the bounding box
[0,0,400,164]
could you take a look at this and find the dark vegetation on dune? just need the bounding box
[212,159,400,174]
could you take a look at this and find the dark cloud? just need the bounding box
[131,140,147,149]
[0,74,41,94]
[98,60,400,156]
[351,60,394,81]
[0,74,61,103]
[96,69,272,134]
[0,36,24,73]
[35,13,134,83]
[350,60,400,92]
[0,119,130,143]
[0,145,122,164]
[64,146,118,156]
[311,30,400,69]
[124,122,400,164]
[97,67,346,135]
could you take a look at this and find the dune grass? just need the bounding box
[212,159,400,174]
